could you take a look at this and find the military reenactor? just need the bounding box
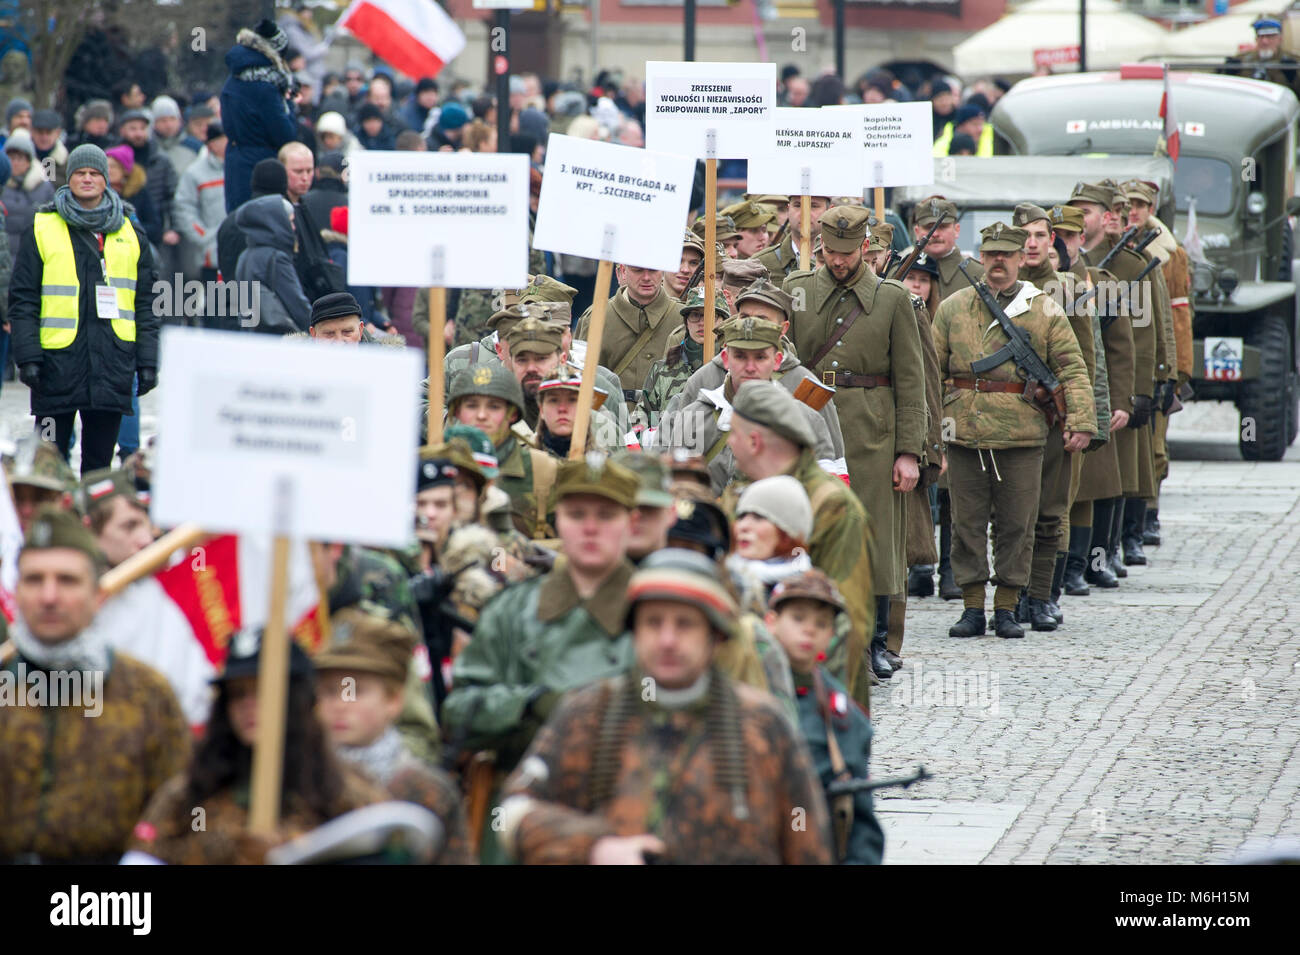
[724,381,874,703]
[610,450,677,564]
[534,364,617,458]
[663,229,705,299]
[911,195,984,301]
[720,199,777,258]
[77,467,154,568]
[502,316,567,431]
[639,284,727,430]
[576,261,681,408]
[765,569,885,865]
[496,548,833,865]
[1,508,190,863]
[864,220,895,275]
[747,193,791,232]
[314,607,473,864]
[1049,204,1090,281]
[126,627,386,864]
[933,222,1095,639]
[721,257,770,313]
[785,204,928,680]
[754,193,832,279]
[4,436,76,534]
[1225,17,1300,98]
[693,213,742,257]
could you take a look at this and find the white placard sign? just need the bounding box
[347,150,530,288]
[644,61,776,160]
[746,107,864,197]
[152,329,421,547]
[532,134,696,272]
[833,102,935,188]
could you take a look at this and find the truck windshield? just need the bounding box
[1173,156,1234,216]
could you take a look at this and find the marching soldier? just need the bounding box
[639,284,728,430]
[721,257,770,312]
[720,199,777,258]
[785,205,928,680]
[754,193,832,279]
[911,196,984,302]
[932,222,1094,640]
[4,436,76,534]
[663,229,705,300]
[693,213,742,258]
[576,261,681,409]
[496,548,833,865]
[502,316,567,431]
[533,364,616,458]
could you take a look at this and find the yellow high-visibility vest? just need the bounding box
[32,211,139,349]
[932,121,995,158]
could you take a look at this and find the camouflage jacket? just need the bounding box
[127,767,387,864]
[639,333,704,429]
[0,649,190,862]
[499,670,833,865]
[359,742,475,865]
[442,557,636,773]
[933,282,1096,449]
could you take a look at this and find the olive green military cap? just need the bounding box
[693,214,740,242]
[720,200,776,230]
[611,449,674,509]
[505,316,564,357]
[746,194,790,211]
[722,256,769,289]
[731,380,817,449]
[678,284,731,321]
[447,363,526,419]
[1012,202,1050,228]
[682,228,706,256]
[314,606,416,684]
[555,452,640,509]
[487,301,557,338]
[1067,180,1114,209]
[1047,203,1085,234]
[735,278,794,320]
[536,362,609,410]
[520,273,578,305]
[529,300,573,326]
[1100,178,1129,212]
[913,195,959,227]
[821,205,872,253]
[867,221,894,252]
[23,505,102,565]
[979,221,1027,252]
[78,468,146,514]
[720,314,782,351]
[5,437,74,493]
[1122,180,1157,205]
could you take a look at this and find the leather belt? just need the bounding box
[950,378,1024,394]
[822,371,890,389]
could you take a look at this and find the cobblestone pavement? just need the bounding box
[873,402,1300,864]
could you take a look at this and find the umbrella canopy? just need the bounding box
[953,0,1170,78]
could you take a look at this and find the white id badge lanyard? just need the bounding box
[92,232,118,319]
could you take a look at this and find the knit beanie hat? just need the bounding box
[735,475,813,543]
[66,143,110,180]
[254,18,289,54]
[250,158,289,197]
[3,128,34,159]
[104,144,134,175]
[151,95,181,120]
[5,97,32,126]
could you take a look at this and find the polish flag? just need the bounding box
[338,0,467,80]
[1159,65,1179,165]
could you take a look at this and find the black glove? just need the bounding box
[18,363,41,390]
[1157,380,1176,415]
[1128,394,1154,429]
[137,368,158,396]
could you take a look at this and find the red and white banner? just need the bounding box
[338,0,467,80]
[1033,46,1079,69]
[1160,64,1180,164]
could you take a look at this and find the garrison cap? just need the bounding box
[720,200,776,230]
[536,362,609,410]
[555,453,640,509]
[678,284,731,321]
[720,314,782,350]
[78,468,148,514]
[722,256,770,288]
[505,316,564,357]
[820,205,872,253]
[1099,178,1129,210]
[487,302,553,337]
[769,567,846,614]
[867,222,894,252]
[443,425,500,481]
[22,506,102,565]
[1067,180,1114,209]
[735,278,794,320]
[1048,204,1085,234]
[313,607,416,684]
[912,195,958,227]
[520,273,578,305]
[979,221,1026,252]
[731,380,817,449]
[1254,17,1282,35]
[626,547,738,639]
[5,437,74,494]
[447,363,526,419]
[1011,202,1050,228]
[746,193,790,210]
[611,449,674,508]
[1122,180,1157,205]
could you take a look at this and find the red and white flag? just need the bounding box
[337,0,467,80]
[1160,65,1180,165]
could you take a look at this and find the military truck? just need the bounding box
[986,66,1300,461]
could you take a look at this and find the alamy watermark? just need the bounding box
[0,663,103,717]
[152,273,260,327]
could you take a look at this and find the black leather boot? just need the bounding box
[907,564,935,598]
[1123,498,1148,565]
[937,509,961,600]
[1085,500,1119,588]
[948,607,986,638]
[1109,497,1128,578]
[1143,507,1161,546]
[993,608,1025,638]
[1015,588,1031,624]
[1065,525,1093,595]
[1049,553,1066,623]
[1026,598,1057,631]
[871,597,893,679]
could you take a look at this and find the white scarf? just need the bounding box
[9,615,111,674]
[336,726,406,786]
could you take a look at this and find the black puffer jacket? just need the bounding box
[8,206,159,416]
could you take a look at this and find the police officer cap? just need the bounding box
[979,221,1027,252]
[1254,17,1282,35]
[730,380,818,449]
[447,364,526,419]
[1011,203,1050,228]
[820,205,872,253]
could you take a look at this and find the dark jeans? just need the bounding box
[45,410,123,475]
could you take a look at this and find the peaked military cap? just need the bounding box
[554,453,640,509]
[1122,180,1157,205]
[1068,180,1114,209]
[979,221,1026,252]
[745,193,790,211]
[912,195,958,227]
[693,214,740,242]
[447,363,526,419]
[519,273,578,304]
[735,278,794,319]
[1253,17,1282,35]
[1012,202,1050,228]
[720,200,776,230]
[721,256,770,289]
[731,380,817,449]
[867,221,895,252]
[678,284,731,321]
[719,314,782,350]
[1048,204,1085,234]
[821,205,872,253]
[536,363,609,410]
[681,228,706,256]
[505,315,564,357]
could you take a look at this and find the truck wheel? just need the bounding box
[1288,371,1299,447]
[1239,313,1291,461]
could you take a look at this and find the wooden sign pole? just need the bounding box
[703,129,718,364]
[426,247,447,447]
[571,234,615,459]
[98,522,207,598]
[873,187,886,232]
[799,169,812,273]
